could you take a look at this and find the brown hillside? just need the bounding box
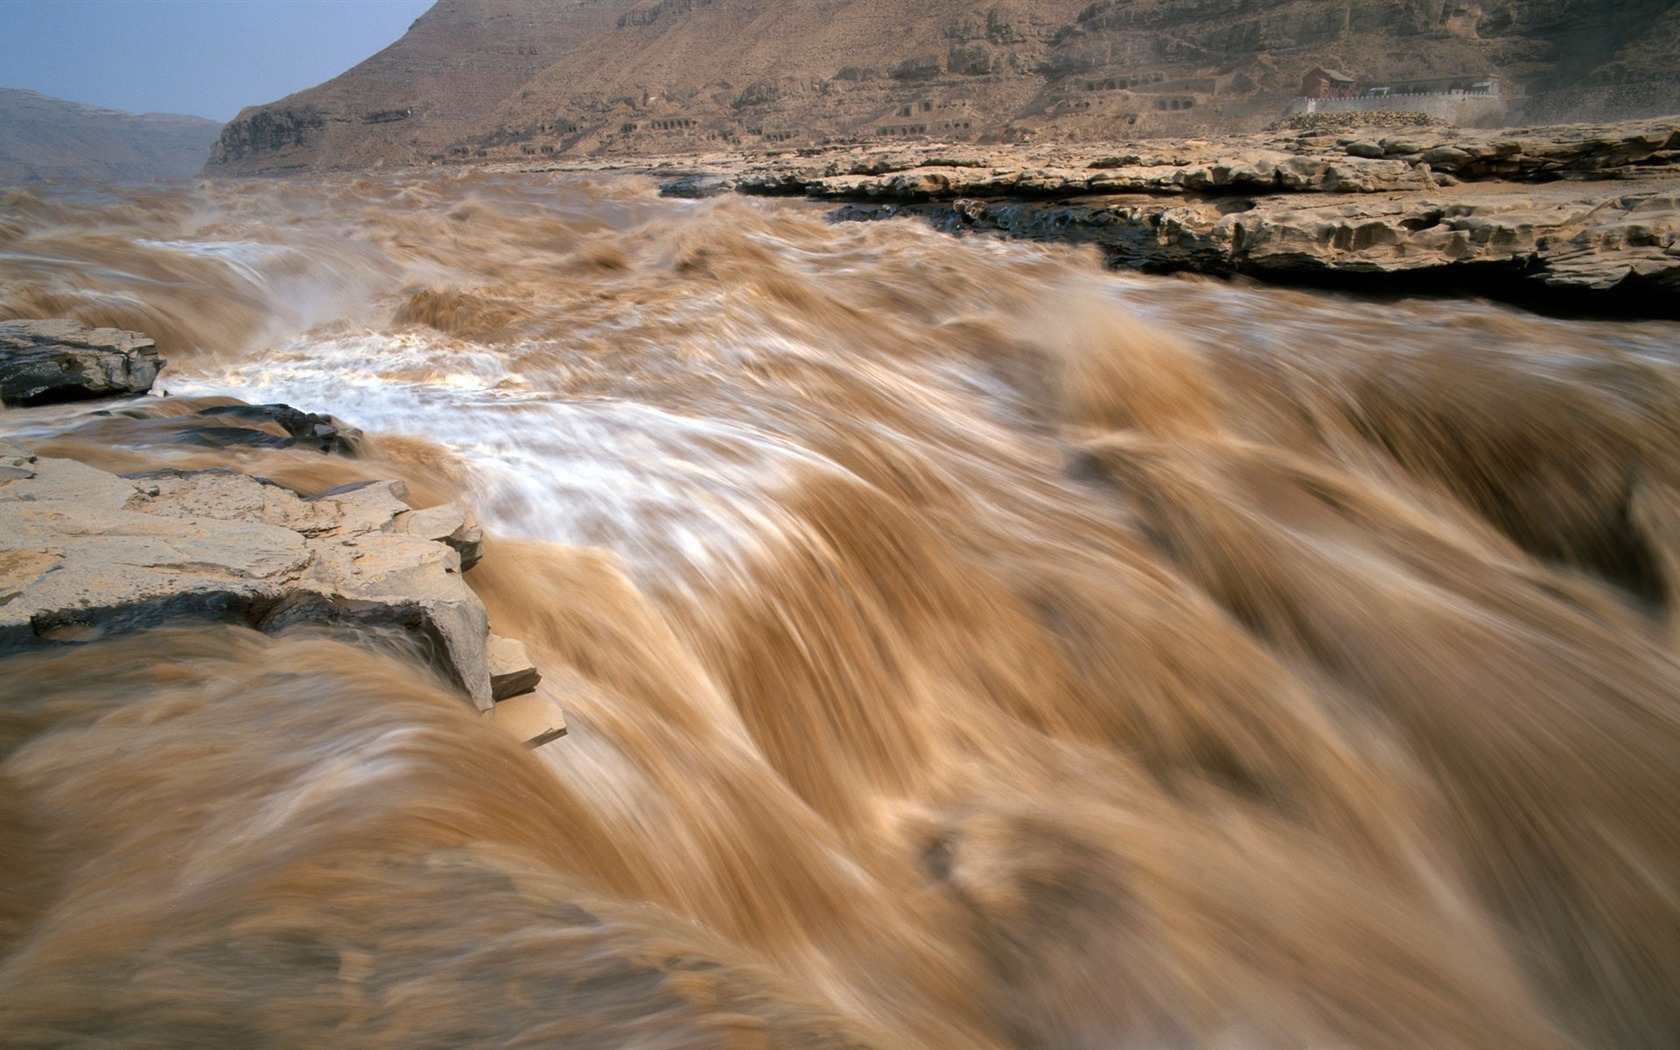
[0,89,222,184]
[206,0,1680,175]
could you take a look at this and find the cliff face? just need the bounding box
[0,89,222,184]
[205,0,1680,175]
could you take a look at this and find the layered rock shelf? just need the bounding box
[0,435,565,749]
[621,116,1680,314]
[726,117,1680,198]
[832,181,1680,310]
[0,319,165,406]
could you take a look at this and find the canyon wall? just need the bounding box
[205,0,1680,174]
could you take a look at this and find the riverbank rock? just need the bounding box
[0,319,164,406]
[717,118,1675,315]
[840,179,1680,300]
[489,117,1680,314]
[0,443,558,744]
[715,117,1680,201]
[1220,184,1680,296]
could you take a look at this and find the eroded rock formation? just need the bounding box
[0,320,164,406]
[0,435,561,746]
[697,115,1680,313]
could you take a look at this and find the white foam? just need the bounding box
[167,329,835,584]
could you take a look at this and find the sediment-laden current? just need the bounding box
[1,172,1677,1048]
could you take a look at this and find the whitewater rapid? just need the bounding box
[0,171,1677,1048]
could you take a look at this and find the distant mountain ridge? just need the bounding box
[206,0,1680,175]
[0,89,222,184]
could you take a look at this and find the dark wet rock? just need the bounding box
[658,174,733,198]
[175,426,297,450]
[66,399,364,458]
[189,403,362,456]
[0,319,164,406]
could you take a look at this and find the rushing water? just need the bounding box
[0,172,1677,1048]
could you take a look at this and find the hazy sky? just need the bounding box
[1,0,436,122]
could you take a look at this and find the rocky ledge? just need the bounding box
[726,116,1680,199]
[624,116,1680,315]
[0,438,565,748]
[833,180,1680,312]
[0,319,165,406]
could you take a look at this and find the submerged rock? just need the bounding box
[72,398,365,459]
[488,686,568,748]
[483,631,567,746]
[180,402,362,456]
[0,319,164,406]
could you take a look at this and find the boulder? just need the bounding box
[0,319,164,405]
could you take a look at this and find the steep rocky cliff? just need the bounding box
[206,0,1680,174]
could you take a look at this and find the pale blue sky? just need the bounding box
[1,0,436,122]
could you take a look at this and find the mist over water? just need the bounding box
[1,172,1677,1048]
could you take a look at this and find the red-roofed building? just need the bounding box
[1301,67,1358,98]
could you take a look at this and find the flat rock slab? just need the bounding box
[0,319,164,406]
[714,116,1680,201]
[0,448,499,709]
[488,685,568,749]
[487,632,541,700]
[486,668,601,748]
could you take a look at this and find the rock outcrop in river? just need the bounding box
[634,113,1680,313]
[0,414,563,748]
[0,319,165,406]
